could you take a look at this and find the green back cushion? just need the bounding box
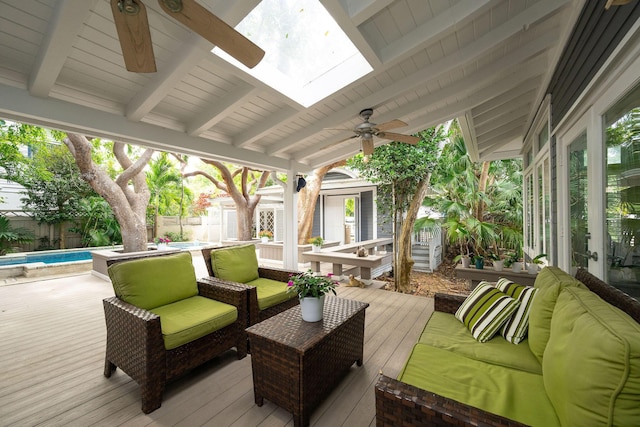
[528,267,586,362]
[150,295,237,350]
[247,277,296,310]
[543,287,640,426]
[210,244,259,283]
[398,344,560,427]
[495,278,539,344]
[108,251,198,310]
[420,311,542,374]
[455,282,520,342]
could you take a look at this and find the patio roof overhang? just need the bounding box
[0,0,588,169]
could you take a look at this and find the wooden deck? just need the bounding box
[0,268,433,427]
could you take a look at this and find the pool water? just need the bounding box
[0,242,211,267]
[0,250,93,266]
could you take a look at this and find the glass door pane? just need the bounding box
[605,84,640,298]
[569,132,588,269]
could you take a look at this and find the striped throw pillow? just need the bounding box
[495,278,539,344]
[455,282,520,342]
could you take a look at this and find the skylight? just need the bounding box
[212,0,372,107]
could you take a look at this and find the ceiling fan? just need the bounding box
[334,108,420,156]
[110,0,265,73]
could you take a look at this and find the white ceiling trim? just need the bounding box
[187,85,256,136]
[0,83,308,172]
[379,0,493,64]
[125,35,211,121]
[29,0,98,98]
[268,2,564,157]
[234,106,298,148]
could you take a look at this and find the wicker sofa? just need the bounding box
[375,267,640,426]
[201,244,299,326]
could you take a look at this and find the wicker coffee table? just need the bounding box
[246,296,369,427]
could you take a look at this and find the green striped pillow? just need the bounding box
[496,278,539,344]
[455,282,520,342]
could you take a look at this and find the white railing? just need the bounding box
[412,225,443,272]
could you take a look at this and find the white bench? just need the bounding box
[302,238,393,284]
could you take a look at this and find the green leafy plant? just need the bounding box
[532,253,547,264]
[308,236,324,246]
[0,215,34,255]
[287,269,338,298]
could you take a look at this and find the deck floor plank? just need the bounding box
[0,266,433,427]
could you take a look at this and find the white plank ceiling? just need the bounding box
[0,0,584,171]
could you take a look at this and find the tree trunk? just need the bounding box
[64,134,153,253]
[59,222,66,249]
[297,161,345,244]
[395,173,432,293]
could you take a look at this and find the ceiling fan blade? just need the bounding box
[378,132,420,145]
[158,0,265,69]
[111,0,156,73]
[362,138,374,156]
[376,119,408,132]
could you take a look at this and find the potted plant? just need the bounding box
[488,252,503,271]
[308,236,324,252]
[528,253,547,274]
[154,236,171,250]
[287,269,338,322]
[473,254,485,269]
[258,230,273,243]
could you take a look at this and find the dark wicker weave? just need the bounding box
[246,296,369,427]
[201,246,300,326]
[103,257,248,414]
[375,269,640,427]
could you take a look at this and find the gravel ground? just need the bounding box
[381,258,471,297]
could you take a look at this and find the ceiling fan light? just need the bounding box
[160,0,183,13]
[118,0,140,14]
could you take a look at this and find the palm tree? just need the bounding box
[146,153,191,239]
[422,124,522,260]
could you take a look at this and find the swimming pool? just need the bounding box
[0,242,212,267]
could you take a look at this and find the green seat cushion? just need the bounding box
[150,295,238,350]
[247,277,296,310]
[419,311,542,374]
[495,278,539,344]
[108,251,198,310]
[543,287,640,426]
[528,267,586,362]
[210,244,259,283]
[398,344,559,427]
[455,283,520,342]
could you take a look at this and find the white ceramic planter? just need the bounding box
[493,260,504,272]
[528,263,539,274]
[261,237,269,243]
[461,256,471,268]
[312,244,321,253]
[511,262,523,273]
[157,243,168,251]
[299,295,325,322]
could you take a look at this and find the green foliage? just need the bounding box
[69,197,122,247]
[348,126,444,218]
[147,153,192,216]
[164,230,189,242]
[19,143,96,228]
[286,269,338,298]
[425,121,523,258]
[0,215,34,255]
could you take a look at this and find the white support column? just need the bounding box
[283,170,299,269]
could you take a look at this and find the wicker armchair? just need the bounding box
[103,251,247,413]
[201,244,300,326]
